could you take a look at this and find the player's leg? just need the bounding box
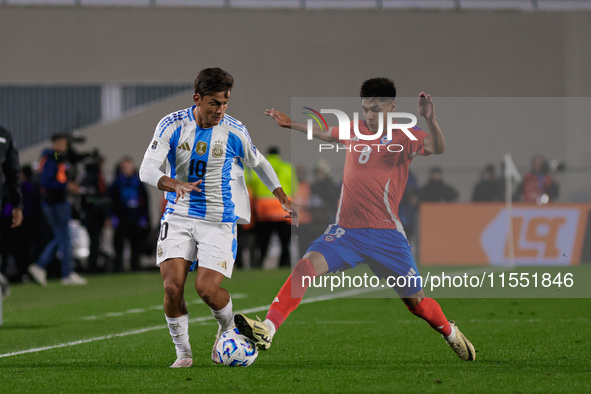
[368,229,475,361]
[235,250,328,350]
[194,267,234,364]
[157,214,198,368]
[402,291,452,337]
[193,221,238,363]
[160,257,193,367]
[236,225,361,350]
[194,267,233,325]
[402,291,475,361]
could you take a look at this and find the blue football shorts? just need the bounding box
[307,224,422,297]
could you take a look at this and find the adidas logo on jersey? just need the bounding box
[177,142,191,151]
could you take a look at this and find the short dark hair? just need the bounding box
[430,166,443,174]
[194,68,234,98]
[484,164,496,173]
[51,133,69,142]
[360,78,396,100]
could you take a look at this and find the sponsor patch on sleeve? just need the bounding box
[150,139,159,152]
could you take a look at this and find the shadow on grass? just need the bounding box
[0,324,53,330]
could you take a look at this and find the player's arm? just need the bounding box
[419,93,446,155]
[265,108,338,143]
[139,128,202,204]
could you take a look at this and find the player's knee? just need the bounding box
[163,280,184,301]
[403,290,426,310]
[301,252,329,276]
[194,280,217,304]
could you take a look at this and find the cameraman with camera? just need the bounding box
[28,134,87,286]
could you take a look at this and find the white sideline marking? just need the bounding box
[0,288,377,359]
[1,267,503,359]
[81,293,248,321]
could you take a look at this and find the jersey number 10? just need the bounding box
[189,159,207,178]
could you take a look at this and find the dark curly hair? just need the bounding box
[360,78,396,100]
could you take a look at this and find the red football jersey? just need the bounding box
[331,119,429,230]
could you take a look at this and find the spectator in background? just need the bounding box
[421,166,458,202]
[517,155,559,204]
[28,133,87,286]
[110,156,150,272]
[0,126,23,298]
[293,164,313,257]
[248,146,296,268]
[309,159,340,231]
[79,156,110,273]
[472,163,503,202]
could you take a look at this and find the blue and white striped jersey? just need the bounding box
[142,105,263,223]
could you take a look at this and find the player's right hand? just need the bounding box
[265,108,292,129]
[281,199,300,227]
[173,180,202,203]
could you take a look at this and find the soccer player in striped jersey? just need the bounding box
[139,68,293,368]
[235,78,475,361]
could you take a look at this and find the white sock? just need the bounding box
[165,314,192,359]
[445,326,457,342]
[211,296,235,332]
[263,319,277,338]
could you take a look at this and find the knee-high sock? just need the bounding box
[166,314,192,358]
[407,297,452,337]
[266,258,316,330]
[211,295,234,332]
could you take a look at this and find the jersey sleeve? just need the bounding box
[142,116,175,166]
[235,127,264,168]
[406,126,431,159]
[139,116,179,188]
[330,122,354,146]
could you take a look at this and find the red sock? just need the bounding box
[266,258,316,330]
[407,297,452,337]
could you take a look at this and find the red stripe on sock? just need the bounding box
[266,258,316,329]
[407,297,452,337]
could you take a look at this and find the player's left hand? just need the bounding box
[418,92,435,121]
[11,208,23,228]
[282,199,299,227]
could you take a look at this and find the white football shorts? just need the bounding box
[156,212,237,278]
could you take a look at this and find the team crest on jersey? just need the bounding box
[157,245,163,258]
[196,141,208,156]
[323,234,336,242]
[380,135,392,145]
[212,140,225,159]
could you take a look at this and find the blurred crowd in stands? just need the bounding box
[0,129,563,290]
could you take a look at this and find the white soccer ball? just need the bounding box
[215,328,258,367]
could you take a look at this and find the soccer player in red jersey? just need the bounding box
[235,78,475,361]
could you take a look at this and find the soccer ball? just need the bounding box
[215,328,258,367]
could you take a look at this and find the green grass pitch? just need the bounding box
[1,268,589,393]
